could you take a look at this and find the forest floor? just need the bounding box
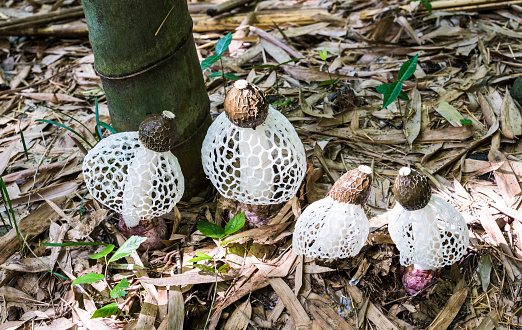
[0,0,522,329]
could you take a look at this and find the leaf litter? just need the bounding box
[0,0,522,329]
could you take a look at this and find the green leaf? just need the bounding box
[216,32,232,56]
[421,0,432,13]
[224,73,239,80]
[460,119,473,126]
[72,273,104,286]
[110,278,130,298]
[272,99,292,106]
[89,244,115,259]
[219,233,260,246]
[96,122,117,135]
[208,72,223,78]
[201,54,222,70]
[319,46,327,61]
[197,221,225,239]
[217,264,229,273]
[399,91,410,101]
[479,254,492,292]
[189,252,214,263]
[397,54,418,82]
[91,303,118,319]
[376,83,391,94]
[318,79,336,87]
[382,81,402,109]
[108,236,147,263]
[193,264,216,273]
[225,212,246,235]
[35,119,93,148]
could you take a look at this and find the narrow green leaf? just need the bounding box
[95,97,102,141]
[108,236,147,263]
[216,32,232,56]
[46,270,69,280]
[189,255,214,263]
[382,81,402,109]
[225,212,246,235]
[376,83,391,94]
[19,118,29,161]
[460,119,473,126]
[319,46,327,61]
[399,91,410,101]
[479,254,492,292]
[110,278,130,298]
[97,122,117,135]
[217,264,229,273]
[35,119,93,148]
[224,73,239,80]
[201,54,222,70]
[197,221,225,239]
[0,177,21,247]
[91,303,118,319]
[398,54,418,82]
[72,273,104,286]
[220,233,261,246]
[89,244,115,259]
[208,72,223,78]
[193,264,216,273]
[318,79,336,87]
[40,105,98,141]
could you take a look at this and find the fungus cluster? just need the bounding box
[201,80,307,206]
[83,111,184,250]
[293,165,373,260]
[388,168,469,294]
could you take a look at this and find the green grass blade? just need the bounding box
[35,119,93,149]
[19,117,29,161]
[95,97,103,140]
[42,242,109,247]
[0,176,22,247]
[97,122,117,135]
[40,105,98,142]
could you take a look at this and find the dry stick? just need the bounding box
[0,6,84,31]
[207,0,254,17]
[409,0,522,12]
[249,26,305,61]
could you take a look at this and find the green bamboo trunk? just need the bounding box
[82,0,211,198]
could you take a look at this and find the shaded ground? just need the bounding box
[0,0,522,329]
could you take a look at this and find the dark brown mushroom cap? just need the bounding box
[224,80,269,129]
[138,111,177,152]
[394,167,431,211]
[327,165,373,205]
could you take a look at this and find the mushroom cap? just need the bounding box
[201,107,306,205]
[82,132,184,226]
[292,196,369,259]
[327,165,373,205]
[224,80,269,129]
[394,167,431,211]
[388,195,469,270]
[139,110,177,152]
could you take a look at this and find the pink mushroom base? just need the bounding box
[400,265,437,295]
[117,215,169,251]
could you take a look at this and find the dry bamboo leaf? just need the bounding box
[17,92,85,103]
[427,287,468,330]
[268,277,311,327]
[136,292,158,329]
[140,271,228,286]
[500,89,522,139]
[223,299,252,330]
[68,209,110,240]
[0,256,51,272]
[404,87,422,147]
[70,305,114,330]
[435,101,465,127]
[308,299,355,329]
[167,287,184,330]
[493,160,522,207]
[0,182,79,210]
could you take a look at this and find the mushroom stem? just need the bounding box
[118,216,168,251]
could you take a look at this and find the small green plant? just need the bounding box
[318,46,340,87]
[192,212,248,329]
[246,58,302,106]
[44,235,146,319]
[411,0,432,13]
[376,54,418,112]
[201,32,239,91]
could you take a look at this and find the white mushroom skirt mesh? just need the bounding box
[292,196,369,259]
[388,195,469,270]
[201,107,306,205]
[82,132,184,227]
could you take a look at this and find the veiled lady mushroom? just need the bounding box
[83,111,184,250]
[201,80,306,225]
[388,167,469,295]
[293,165,373,261]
